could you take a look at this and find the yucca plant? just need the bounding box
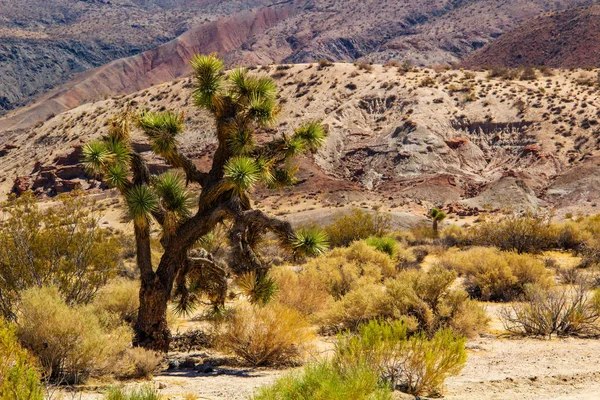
[82,54,328,351]
[428,208,447,237]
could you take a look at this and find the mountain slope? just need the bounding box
[3,63,600,217]
[0,0,270,114]
[463,5,600,68]
[0,3,296,132]
[0,0,593,124]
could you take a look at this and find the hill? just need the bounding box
[463,5,600,68]
[0,0,270,114]
[3,63,600,219]
[0,0,592,126]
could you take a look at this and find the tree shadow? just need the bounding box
[158,367,268,379]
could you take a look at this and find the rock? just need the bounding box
[179,357,197,369]
[445,137,469,149]
[392,392,416,400]
[11,176,31,195]
[167,360,179,370]
[195,363,214,373]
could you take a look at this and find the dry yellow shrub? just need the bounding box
[304,241,396,298]
[218,302,314,366]
[17,286,131,383]
[271,267,332,316]
[440,247,552,301]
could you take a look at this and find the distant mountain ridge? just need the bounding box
[463,4,600,68]
[0,0,595,131]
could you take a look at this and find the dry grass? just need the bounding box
[217,302,314,366]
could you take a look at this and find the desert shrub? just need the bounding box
[17,287,131,383]
[335,320,467,396]
[500,284,600,338]
[552,221,587,251]
[271,267,332,316]
[365,236,398,258]
[318,59,333,69]
[355,62,374,72]
[325,208,391,247]
[318,283,393,332]
[383,267,488,337]
[320,266,488,337]
[0,192,121,318]
[519,66,537,81]
[93,279,140,327]
[304,241,396,298]
[252,360,392,400]
[440,247,552,301]
[396,246,418,269]
[105,385,162,400]
[443,290,490,338]
[470,213,554,253]
[441,225,470,247]
[409,224,436,244]
[119,347,163,379]
[217,303,313,366]
[0,320,43,400]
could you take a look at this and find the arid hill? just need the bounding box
[0,0,592,127]
[3,63,600,219]
[463,5,600,68]
[0,0,271,114]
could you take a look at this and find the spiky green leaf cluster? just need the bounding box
[223,157,261,194]
[191,54,224,110]
[227,128,256,155]
[82,140,110,174]
[292,228,329,257]
[237,271,279,306]
[429,208,447,222]
[126,185,158,227]
[154,171,192,218]
[137,111,183,158]
[294,121,327,152]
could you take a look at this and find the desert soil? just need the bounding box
[61,334,600,400]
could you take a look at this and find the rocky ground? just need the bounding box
[4,64,600,219]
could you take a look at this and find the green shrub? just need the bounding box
[318,283,394,332]
[252,360,392,400]
[217,303,313,366]
[17,286,131,383]
[0,191,121,318]
[335,320,467,396]
[0,320,43,400]
[325,208,391,247]
[365,236,398,258]
[440,247,552,301]
[105,385,162,400]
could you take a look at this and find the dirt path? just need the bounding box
[68,335,600,400]
[445,336,600,400]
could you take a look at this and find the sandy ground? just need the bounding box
[62,334,600,400]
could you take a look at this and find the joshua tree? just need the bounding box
[428,208,446,237]
[82,54,328,351]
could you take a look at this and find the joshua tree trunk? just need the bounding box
[133,277,172,352]
[432,219,439,236]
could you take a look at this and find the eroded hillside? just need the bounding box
[0,0,592,128]
[3,63,600,217]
